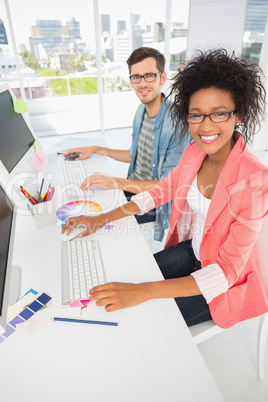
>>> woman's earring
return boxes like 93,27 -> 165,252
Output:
235,120 -> 240,130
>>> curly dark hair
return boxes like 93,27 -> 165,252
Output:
168,49 -> 266,144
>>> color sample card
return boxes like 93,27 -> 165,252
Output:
0,293 -> 51,344
101,225 -> 113,230
7,289 -> 38,321
68,299 -> 90,309
56,200 -> 102,224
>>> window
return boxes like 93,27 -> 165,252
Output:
168,0 -> 189,75
0,0 -> 190,135
242,0 -> 268,63
98,0 -> 189,128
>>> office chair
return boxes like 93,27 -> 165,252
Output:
139,222 -> 167,254
189,214 -> 268,381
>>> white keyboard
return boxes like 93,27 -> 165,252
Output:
61,239 -> 106,304
61,160 -> 92,197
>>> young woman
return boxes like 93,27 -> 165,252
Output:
62,49 -> 268,328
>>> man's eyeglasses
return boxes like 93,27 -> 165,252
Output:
129,72 -> 162,84
185,110 -> 237,124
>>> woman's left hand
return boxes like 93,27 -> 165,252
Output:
89,282 -> 150,312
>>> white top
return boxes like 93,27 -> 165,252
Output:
186,175 -> 211,260
132,179 -> 229,304
186,175 -> 228,303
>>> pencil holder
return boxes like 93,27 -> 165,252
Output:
27,199 -> 56,229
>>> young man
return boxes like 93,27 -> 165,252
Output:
64,47 -> 189,241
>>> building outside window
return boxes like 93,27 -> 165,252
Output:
242,0 -> 268,63
0,0 -> 189,135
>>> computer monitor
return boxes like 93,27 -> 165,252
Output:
0,182 -> 16,334
0,83 -> 35,173
0,83 -> 38,206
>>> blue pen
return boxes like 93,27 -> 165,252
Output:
47,186 -> 54,201
53,317 -> 118,326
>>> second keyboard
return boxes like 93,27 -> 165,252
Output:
61,239 -> 106,304
61,160 -> 92,197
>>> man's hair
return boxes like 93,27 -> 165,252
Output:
169,48 -> 266,144
126,47 -> 165,73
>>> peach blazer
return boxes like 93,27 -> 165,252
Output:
149,133 -> 268,328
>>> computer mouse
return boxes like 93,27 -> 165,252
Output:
60,225 -> 87,241
64,152 -> 81,161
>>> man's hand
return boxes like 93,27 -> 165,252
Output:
64,146 -> 101,161
80,173 -> 120,191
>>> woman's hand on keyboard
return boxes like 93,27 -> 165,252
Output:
89,282 -> 151,312
61,215 -> 104,237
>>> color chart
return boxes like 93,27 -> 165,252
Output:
0,292 -> 51,344
56,200 -> 102,225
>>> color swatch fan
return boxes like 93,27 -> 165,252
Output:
56,200 -> 102,225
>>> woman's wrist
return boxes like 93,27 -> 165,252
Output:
137,282 -> 156,302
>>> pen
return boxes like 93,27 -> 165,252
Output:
20,188 -> 34,205
43,184 -> 51,202
20,187 -> 27,197
36,190 -> 43,203
52,317 -> 118,326
28,195 -> 38,205
46,187 -> 52,201
20,186 -> 38,205
20,186 -> 31,198
39,178 -> 44,195
47,186 -> 55,201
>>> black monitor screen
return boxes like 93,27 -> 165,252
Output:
0,90 -> 35,173
0,185 -> 14,315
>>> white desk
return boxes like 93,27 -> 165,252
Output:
0,146 -> 223,402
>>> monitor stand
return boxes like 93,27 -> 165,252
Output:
9,265 -> 21,305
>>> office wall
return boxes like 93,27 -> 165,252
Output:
187,0 -> 268,152
187,0 -> 247,57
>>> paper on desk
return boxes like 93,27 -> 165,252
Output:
11,293 -> 88,335
60,137 -> 91,150
29,305 -> 82,321
58,136 -> 107,150
7,290 -> 38,321
16,306 -> 82,335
